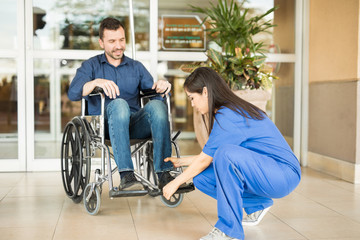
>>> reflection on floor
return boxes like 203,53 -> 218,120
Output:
1,142 -> 360,239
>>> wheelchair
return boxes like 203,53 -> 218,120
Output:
60,87 -> 194,215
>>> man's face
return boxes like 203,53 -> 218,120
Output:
99,27 -> 126,62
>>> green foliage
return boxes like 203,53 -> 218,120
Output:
181,0 -> 278,90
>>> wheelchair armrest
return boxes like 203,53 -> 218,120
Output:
140,88 -> 163,98
89,87 -> 105,96
82,87 -> 106,116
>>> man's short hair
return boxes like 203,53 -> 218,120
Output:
99,17 -> 125,39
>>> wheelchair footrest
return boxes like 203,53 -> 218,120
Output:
175,182 -> 195,194
156,183 -> 196,196
109,188 -> 148,198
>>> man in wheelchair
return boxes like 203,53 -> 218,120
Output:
67,17 -> 175,192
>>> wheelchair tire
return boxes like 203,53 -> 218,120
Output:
72,195 -> 83,204
61,117 -> 91,203
83,183 -> 101,215
160,193 -> 184,208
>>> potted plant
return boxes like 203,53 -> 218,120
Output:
181,0 -> 278,147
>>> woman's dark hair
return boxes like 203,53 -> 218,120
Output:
184,67 -> 265,135
99,17 -> 125,40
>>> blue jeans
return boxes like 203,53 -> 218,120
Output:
105,98 -> 173,173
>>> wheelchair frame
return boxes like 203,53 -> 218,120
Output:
61,89 -> 194,215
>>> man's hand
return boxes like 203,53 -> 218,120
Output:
152,80 -> 171,95
94,79 -> 120,99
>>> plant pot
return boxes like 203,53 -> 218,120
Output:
193,89 -> 271,148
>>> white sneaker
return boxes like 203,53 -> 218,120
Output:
242,206 -> 271,226
200,227 -> 240,240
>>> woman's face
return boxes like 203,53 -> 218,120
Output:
186,88 -> 209,115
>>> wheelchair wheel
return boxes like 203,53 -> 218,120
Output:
83,183 -> 101,215
61,117 -> 91,203
160,193 -> 184,208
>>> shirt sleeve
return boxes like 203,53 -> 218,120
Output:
68,60 -> 93,101
202,108 -> 247,157
137,62 -> 154,90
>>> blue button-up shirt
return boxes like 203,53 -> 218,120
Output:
68,53 -> 156,115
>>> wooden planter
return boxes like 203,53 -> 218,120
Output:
193,89 -> 271,148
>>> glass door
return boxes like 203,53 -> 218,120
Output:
28,0 -> 151,170
0,0 -> 26,171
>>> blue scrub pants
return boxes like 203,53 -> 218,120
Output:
194,144 -> 301,239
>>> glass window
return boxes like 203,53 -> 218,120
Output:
0,1 -> 17,50
273,0 -> 295,53
272,63 -> 295,149
34,59 -> 53,159
34,59 -> 51,134
32,0 -> 150,51
0,58 -> 18,159
158,61 -> 194,133
60,59 -> 83,130
0,59 -> 17,135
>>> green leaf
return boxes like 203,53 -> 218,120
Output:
228,56 -> 240,64
234,69 -> 243,76
253,56 -> 266,66
179,63 -> 201,73
207,49 -> 223,66
259,64 -> 273,74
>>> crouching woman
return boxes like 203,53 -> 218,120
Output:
163,67 -> 301,240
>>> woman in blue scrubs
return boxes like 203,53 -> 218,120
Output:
163,67 -> 301,240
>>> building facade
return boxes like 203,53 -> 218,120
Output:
2,0 -> 358,184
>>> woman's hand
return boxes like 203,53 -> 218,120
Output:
164,157 -> 182,168
163,180 -> 181,200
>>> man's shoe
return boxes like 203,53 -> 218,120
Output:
119,172 -> 144,191
242,206 -> 271,226
158,171 -> 174,190
200,227 -> 239,240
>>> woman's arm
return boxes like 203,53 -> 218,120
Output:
164,155 -> 197,167
163,151 -> 213,200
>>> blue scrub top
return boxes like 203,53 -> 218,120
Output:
203,107 -> 301,177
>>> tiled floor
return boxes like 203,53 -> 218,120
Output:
1,141 -> 360,240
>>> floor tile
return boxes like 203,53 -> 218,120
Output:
244,214 -> 307,240
1,164 -> 360,240
0,172 -> 24,187
0,196 -> 63,228
0,187 -> 12,200
284,216 -> 360,239
0,227 -> 54,240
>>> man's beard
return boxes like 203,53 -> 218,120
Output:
108,49 -> 124,60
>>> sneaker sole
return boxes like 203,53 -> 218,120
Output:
242,206 -> 271,226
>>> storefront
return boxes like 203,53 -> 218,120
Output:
0,0 -> 306,171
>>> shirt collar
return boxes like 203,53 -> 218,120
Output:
100,53 -> 129,66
